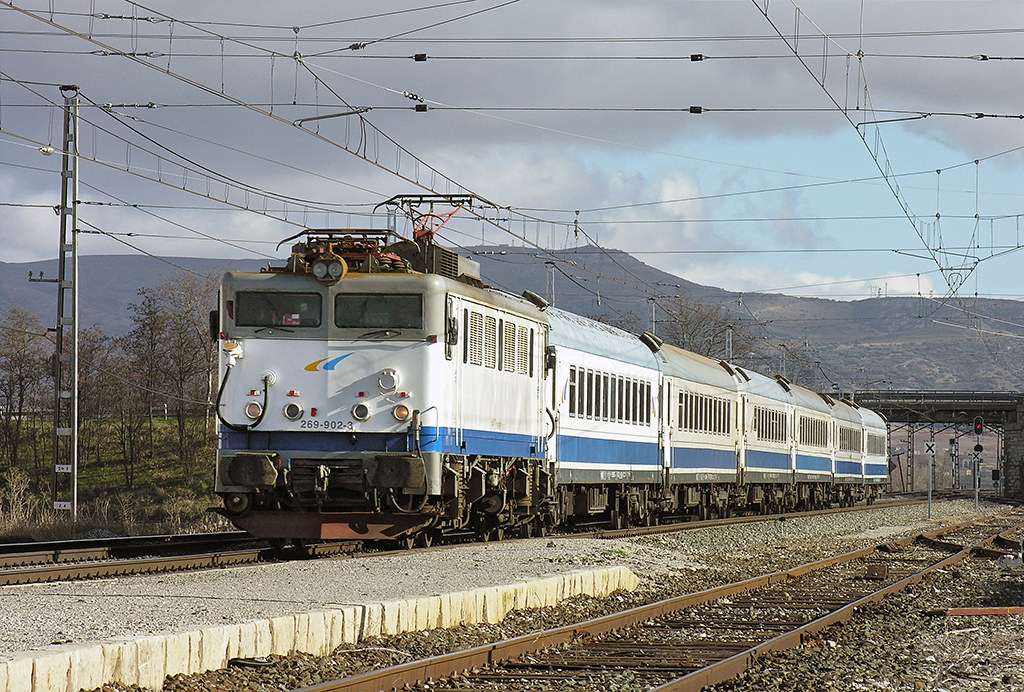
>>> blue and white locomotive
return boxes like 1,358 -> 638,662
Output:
213,227 -> 888,543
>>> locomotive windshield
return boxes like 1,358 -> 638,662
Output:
235,291 -> 322,328
335,293 -> 422,329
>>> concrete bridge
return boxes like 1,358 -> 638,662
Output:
853,390 -> 1023,500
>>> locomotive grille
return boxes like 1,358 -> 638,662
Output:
426,245 -> 460,279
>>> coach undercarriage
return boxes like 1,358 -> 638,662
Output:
221,446 -> 882,543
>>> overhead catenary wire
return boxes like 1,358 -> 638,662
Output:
4,1 -> 1015,382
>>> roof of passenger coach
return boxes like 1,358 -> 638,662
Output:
858,406 -> 887,432
787,383 -> 836,419
546,308 -> 660,369
735,368 -> 793,406
658,343 -> 737,392
832,398 -> 865,425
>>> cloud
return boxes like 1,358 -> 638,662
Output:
0,1 -> 1020,303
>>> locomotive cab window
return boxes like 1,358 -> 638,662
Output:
235,291 -> 322,328
335,293 -> 422,330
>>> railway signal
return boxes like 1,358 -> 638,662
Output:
974,416 -> 984,435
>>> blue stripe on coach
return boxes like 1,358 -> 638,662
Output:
796,453 -> 832,473
836,460 -> 862,476
745,449 -> 791,471
671,446 -> 736,471
556,434 -> 659,467
864,463 -> 888,477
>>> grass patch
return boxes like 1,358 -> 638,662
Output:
0,417 -> 232,540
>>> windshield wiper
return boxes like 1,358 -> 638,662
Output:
358,329 -> 403,339
254,326 -> 294,334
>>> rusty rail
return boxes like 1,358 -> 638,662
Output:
294,510 -> 1023,692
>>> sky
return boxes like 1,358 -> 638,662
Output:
3,0 -> 1024,303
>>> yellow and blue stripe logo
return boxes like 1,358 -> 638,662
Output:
304,354 -> 352,372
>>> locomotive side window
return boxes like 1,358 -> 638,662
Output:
468,312 -> 484,366
503,321 -> 516,372
335,293 -> 422,330
236,291 -> 322,328
521,327 -> 532,376
483,316 -> 497,369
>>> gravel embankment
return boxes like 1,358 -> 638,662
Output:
76,498 -> 1021,692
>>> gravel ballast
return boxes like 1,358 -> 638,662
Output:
3,498 -> 1017,691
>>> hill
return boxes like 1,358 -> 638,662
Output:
2,247 -> 1021,391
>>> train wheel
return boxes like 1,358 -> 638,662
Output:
415,531 -> 433,548
401,534 -> 416,551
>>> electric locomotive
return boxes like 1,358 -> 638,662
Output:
213,229 -> 554,544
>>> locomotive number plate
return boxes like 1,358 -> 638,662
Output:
300,419 -> 354,430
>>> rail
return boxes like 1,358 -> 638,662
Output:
292,510 -> 1024,692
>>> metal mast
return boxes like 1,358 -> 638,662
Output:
53,84 -> 80,520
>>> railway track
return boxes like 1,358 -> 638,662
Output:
292,509 -> 1024,692
0,531 -> 359,586
0,499 -> 925,586
579,497 -> 927,540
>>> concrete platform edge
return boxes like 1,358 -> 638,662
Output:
2,564 -> 639,692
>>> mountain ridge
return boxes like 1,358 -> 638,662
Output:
2,247 -> 1019,391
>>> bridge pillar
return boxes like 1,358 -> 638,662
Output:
1003,403 -> 1024,500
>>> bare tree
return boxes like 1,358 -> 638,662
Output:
123,272 -> 217,473
592,294 -> 764,364
0,307 -> 49,475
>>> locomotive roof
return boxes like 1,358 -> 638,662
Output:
545,307 -> 660,369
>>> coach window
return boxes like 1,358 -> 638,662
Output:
568,367 -> 577,417
335,293 -> 422,331
577,367 -> 586,417
236,291 -> 322,328
609,375 -> 618,422
589,370 -> 598,419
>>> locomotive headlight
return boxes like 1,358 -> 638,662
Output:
352,402 -> 371,421
393,404 -> 411,421
244,402 -> 263,419
327,260 -> 345,278
378,368 -> 400,392
283,402 -> 303,420
311,260 -> 329,279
